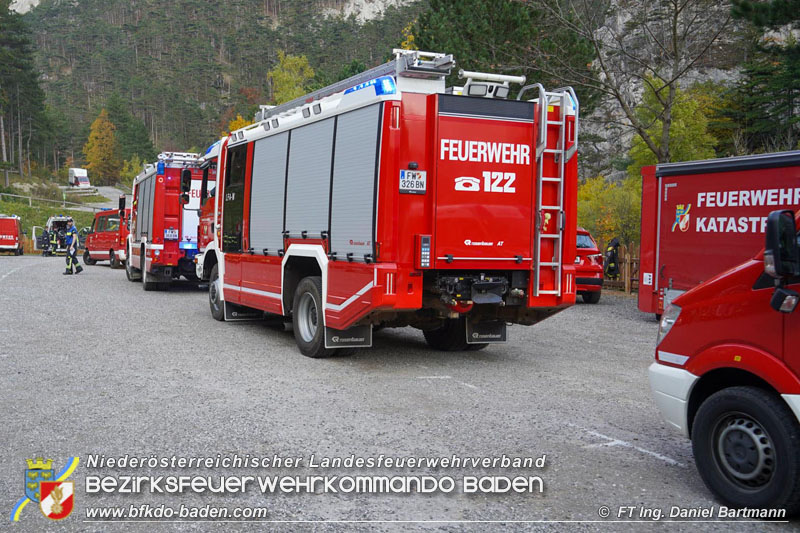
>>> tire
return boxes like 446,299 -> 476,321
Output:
18,247 -> 23,256
109,249 -> 120,269
692,386 -> 800,515
292,276 -> 335,358
208,264 -> 225,321
423,317 -> 488,351
83,249 -> 97,265
583,290 -> 601,304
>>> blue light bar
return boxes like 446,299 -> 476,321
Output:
344,76 -> 396,96
157,161 -> 165,175
179,242 -> 198,250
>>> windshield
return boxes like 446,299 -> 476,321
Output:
577,234 -> 596,249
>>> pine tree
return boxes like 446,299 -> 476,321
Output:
105,92 -> 156,163
83,109 -> 121,185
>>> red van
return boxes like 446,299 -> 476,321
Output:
84,208 -> 130,268
575,227 -> 603,303
0,214 -> 23,255
649,209 -> 800,513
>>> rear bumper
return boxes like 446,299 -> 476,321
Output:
0,243 -> 19,250
648,361 -> 698,438
575,266 -> 603,292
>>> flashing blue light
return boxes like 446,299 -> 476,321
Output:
344,76 -> 396,97
179,242 -> 198,250
157,161 -> 165,175
204,141 -> 219,155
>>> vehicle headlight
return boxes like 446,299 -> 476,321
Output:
657,304 -> 681,345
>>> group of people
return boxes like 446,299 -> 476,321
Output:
40,219 -> 83,275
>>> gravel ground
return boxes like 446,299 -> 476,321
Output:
0,255 -> 794,531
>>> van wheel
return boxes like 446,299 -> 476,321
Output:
209,264 -> 224,321
583,291 -> 601,304
83,249 -> 96,265
17,247 -> 23,256
292,276 -> 335,358
692,386 -> 800,515
423,317 -> 487,351
109,249 -> 120,269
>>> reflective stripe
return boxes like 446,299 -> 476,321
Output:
224,283 -> 281,300
326,282 -> 374,311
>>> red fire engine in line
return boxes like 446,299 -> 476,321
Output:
0,214 -> 23,255
650,209 -> 800,512
195,49 -> 580,357
195,141 -> 220,257
639,151 -> 800,317
124,152 -> 205,290
83,206 -> 130,268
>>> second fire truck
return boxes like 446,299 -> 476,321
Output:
125,152 -> 206,290
196,49 -> 581,357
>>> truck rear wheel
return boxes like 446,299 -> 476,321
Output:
83,249 -> 96,265
209,265 -> 224,321
582,290 -> 601,304
292,276 -> 336,358
692,386 -> 800,515
109,249 -> 120,269
423,317 -> 488,351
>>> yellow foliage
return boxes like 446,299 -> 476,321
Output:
82,109 -> 121,185
400,20 -> 417,51
577,175 -> 642,246
224,114 -> 253,137
267,51 -> 315,105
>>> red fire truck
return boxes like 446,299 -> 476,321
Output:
0,214 -> 23,255
639,151 -> 800,317
197,50 -> 580,357
650,209 -> 800,513
195,141 -> 220,259
83,206 -> 130,268
124,152 -> 205,290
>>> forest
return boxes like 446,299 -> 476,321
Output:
1,0 -> 799,244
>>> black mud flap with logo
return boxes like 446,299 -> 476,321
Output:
325,324 -> 373,349
466,320 -> 507,344
224,301 -> 263,321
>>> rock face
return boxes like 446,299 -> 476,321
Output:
324,0 -> 412,22
10,0 -> 39,14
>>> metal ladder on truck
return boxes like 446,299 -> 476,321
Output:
517,84 -> 579,297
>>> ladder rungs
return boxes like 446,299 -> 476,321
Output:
539,262 -> 559,267
540,205 -> 562,210
541,177 -> 562,182
537,290 -> 560,295
543,149 -> 564,154
546,121 -> 565,126
540,234 -> 560,239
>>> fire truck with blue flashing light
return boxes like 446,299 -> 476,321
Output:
123,152 -> 205,290
197,49 -> 580,358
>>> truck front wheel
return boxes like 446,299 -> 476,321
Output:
692,386 -> 800,515
83,249 -> 96,265
292,276 -> 336,358
423,317 -> 488,351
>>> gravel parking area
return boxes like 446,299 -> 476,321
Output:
0,255 -> 792,531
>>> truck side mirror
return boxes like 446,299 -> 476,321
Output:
119,194 -> 126,213
180,169 -> 192,193
764,209 -> 800,278
200,168 -> 209,207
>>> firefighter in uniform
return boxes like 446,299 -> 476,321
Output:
63,219 -> 83,275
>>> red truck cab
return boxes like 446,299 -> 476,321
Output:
0,214 -> 23,255
649,209 -> 800,513
575,227 -> 603,303
84,207 -> 130,268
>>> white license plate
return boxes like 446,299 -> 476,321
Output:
164,229 -> 179,240
399,170 -> 427,195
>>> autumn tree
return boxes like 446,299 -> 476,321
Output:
83,109 -> 121,185
267,51 -> 315,105
222,114 -> 254,137
529,0 -> 733,164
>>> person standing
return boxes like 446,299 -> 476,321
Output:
63,218 -> 83,275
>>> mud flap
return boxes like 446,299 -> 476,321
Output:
325,324 -> 372,349
466,320 -> 507,344
224,301 -> 263,321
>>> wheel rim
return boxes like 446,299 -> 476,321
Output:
712,412 -> 775,489
296,292 -> 318,343
210,275 -> 221,312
